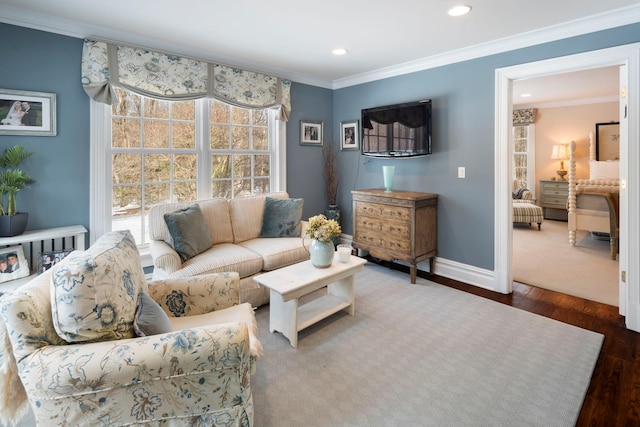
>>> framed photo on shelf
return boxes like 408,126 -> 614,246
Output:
340,120 -> 359,150
300,120 -> 323,146
0,88 -> 57,136
0,245 -> 29,284
38,249 -> 74,274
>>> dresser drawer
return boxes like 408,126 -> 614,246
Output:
355,202 -> 411,222
543,197 -> 567,209
354,230 -> 410,254
355,216 -> 410,239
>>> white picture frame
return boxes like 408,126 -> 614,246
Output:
0,245 -> 30,283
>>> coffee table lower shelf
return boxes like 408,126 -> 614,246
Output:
297,294 -> 351,331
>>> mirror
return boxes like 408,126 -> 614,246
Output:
595,122 -> 620,160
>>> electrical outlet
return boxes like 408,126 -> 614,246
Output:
458,167 -> 465,178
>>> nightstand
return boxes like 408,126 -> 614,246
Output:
539,180 -> 568,221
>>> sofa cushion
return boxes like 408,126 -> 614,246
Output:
148,198 -> 233,246
50,230 -> 146,343
260,197 -> 303,237
164,204 -> 213,262
230,192 -> 289,243
238,237 -> 310,271
133,293 -> 173,336
169,243 -> 264,280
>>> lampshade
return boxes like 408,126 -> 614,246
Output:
550,144 -> 569,160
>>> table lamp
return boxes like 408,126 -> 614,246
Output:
551,144 -> 569,180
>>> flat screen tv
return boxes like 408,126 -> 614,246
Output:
361,100 -> 432,158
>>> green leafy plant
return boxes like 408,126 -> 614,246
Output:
0,146 -> 36,216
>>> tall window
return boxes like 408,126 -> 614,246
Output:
513,124 -> 535,194
92,88 -> 284,253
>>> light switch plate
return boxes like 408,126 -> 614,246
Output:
458,167 -> 465,178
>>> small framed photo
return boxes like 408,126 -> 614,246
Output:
300,120 -> 323,146
38,249 -> 74,274
0,88 -> 57,136
0,245 -> 30,283
340,120 -> 359,150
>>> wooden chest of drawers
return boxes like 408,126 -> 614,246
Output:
540,180 -> 568,221
351,189 -> 437,283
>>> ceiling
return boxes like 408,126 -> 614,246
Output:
1,0 -> 639,96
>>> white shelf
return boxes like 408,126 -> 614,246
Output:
297,294 -> 351,332
0,225 -> 87,294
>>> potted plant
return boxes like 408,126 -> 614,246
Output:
305,214 -> 342,268
0,145 -> 36,237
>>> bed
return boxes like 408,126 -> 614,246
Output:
567,134 -> 619,260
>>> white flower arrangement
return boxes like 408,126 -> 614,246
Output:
305,214 -> 341,243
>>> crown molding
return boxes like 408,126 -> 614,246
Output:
332,5 -> 640,89
515,95 -> 619,109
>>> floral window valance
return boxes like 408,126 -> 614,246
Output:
81,39 -> 291,121
513,108 -> 536,125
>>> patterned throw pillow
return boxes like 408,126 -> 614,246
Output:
50,230 -> 146,343
164,204 -> 213,262
260,197 -> 304,237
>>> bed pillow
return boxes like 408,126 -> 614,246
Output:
589,160 -> 619,180
260,197 -> 304,237
164,204 -> 213,262
134,293 -> 172,337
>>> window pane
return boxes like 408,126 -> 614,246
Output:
144,183 -> 171,206
174,154 -> 197,180
514,139 -> 527,153
212,180 -> 231,198
113,153 -> 141,184
233,154 -> 251,178
232,126 -> 249,150
143,122 -> 169,148
172,101 -> 194,121
254,154 -> 269,177
212,155 -> 231,179
113,185 -> 141,211
253,127 -> 268,150
232,107 -> 250,125
210,100 -> 230,122
173,122 -> 195,149
234,178 -> 252,196
211,125 -> 230,149
253,109 -> 267,126
144,153 -> 171,182
112,119 -> 141,148
112,89 -> 141,117
514,154 -> 527,168
254,178 -> 269,194
144,99 -> 170,119
174,182 -> 197,202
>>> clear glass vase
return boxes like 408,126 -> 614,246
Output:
309,239 -> 335,268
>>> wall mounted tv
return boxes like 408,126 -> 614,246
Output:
361,100 -> 432,158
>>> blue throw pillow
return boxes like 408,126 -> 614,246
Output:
164,204 -> 213,262
260,197 -> 304,237
133,293 -> 173,337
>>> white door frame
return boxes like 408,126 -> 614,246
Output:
494,43 -> 640,331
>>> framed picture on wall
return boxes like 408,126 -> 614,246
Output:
0,88 -> 57,136
340,120 -> 359,150
595,121 -> 620,161
300,120 -> 323,146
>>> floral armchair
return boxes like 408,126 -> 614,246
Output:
0,230 -> 261,427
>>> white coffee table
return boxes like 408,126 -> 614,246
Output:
254,255 -> 367,348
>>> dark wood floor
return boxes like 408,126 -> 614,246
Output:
373,258 -> 640,426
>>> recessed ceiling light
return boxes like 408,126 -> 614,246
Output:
448,5 -> 472,17
332,48 -> 348,56
521,93 -> 532,97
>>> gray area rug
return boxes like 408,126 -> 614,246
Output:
3,263 -> 603,427
253,262 -> 603,426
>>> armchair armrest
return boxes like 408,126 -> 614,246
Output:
149,240 -> 181,274
19,323 -> 253,426
147,272 -> 241,317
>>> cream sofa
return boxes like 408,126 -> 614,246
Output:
0,230 -> 261,427
149,192 -> 310,308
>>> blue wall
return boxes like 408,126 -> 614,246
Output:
0,24 -> 89,233
333,23 -> 640,270
1,21 -> 639,273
